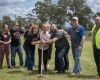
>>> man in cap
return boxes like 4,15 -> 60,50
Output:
68,17 -> 85,75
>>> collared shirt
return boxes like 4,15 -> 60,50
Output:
68,25 -> 85,47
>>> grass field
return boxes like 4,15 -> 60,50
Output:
0,40 -> 98,80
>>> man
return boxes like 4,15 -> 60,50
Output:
46,24 -> 70,73
10,21 -> 24,68
92,16 -> 100,79
68,17 -> 85,75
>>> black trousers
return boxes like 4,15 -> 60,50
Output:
93,45 -> 100,77
38,48 -> 49,73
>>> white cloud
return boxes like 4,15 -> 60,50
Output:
0,0 -> 35,19
87,0 -> 100,13
0,6 -> 33,19
0,0 -> 26,3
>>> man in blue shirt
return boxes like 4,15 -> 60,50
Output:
68,17 -> 85,76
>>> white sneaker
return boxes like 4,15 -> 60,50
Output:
71,72 -> 77,76
71,72 -> 80,76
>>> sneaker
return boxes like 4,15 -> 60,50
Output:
8,66 -> 12,69
10,66 -> 15,69
71,72 -> 80,76
28,70 -> 32,75
71,72 -> 77,76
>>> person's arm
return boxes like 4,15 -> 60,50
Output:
0,40 -> 5,44
31,40 -> 41,45
59,29 -> 70,40
0,40 -> 10,44
45,38 -> 58,44
80,27 -> 85,46
6,38 -> 11,44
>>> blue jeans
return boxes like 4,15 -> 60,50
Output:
11,45 -> 23,67
24,47 -> 35,70
72,46 -> 83,73
57,46 -> 67,72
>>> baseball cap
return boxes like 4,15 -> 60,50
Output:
72,17 -> 78,21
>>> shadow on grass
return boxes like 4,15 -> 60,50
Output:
67,73 -> 97,79
40,70 -> 97,79
6,68 -> 97,79
8,70 -> 23,74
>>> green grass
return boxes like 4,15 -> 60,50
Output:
0,40 -> 97,80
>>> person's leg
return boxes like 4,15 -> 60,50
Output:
57,47 -> 66,73
31,48 -> 35,67
0,45 -> 4,69
4,45 -> 11,68
93,45 -> 100,77
48,45 -> 52,60
11,46 -> 16,67
47,45 -> 52,68
24,47 -> 33,75
72,46 -> 82,74
26,50 -> 33,70
38,49 -> 42,73
43,49 -> 49,71
97,52 -> 100,78
16,46 -> 23,66
54,48 -> 59,70
64,46 -> 70,70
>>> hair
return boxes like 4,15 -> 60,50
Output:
2,24 -> 10,34
29,23 -> 39,35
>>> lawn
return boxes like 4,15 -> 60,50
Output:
0,40 -> 97,80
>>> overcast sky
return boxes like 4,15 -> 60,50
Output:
0,0 -> 100,20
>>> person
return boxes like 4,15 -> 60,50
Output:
46,25 -> 70,73
10,21 -> 24,68
23,24 -> 35,68
92,16 -> 100,79
38,23 -> 51,74
23,24 -> 41,74
49,24 -> 57,69
0,24 -> 11,69
68,17 -> 85,75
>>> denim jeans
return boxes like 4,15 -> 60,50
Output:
72,46 -> 83,73
24,47 -> 35,70
57,46 -> 67,72
11,45 -> 23,67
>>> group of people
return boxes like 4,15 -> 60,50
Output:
0,16 -> 100,79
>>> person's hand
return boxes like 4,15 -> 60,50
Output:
59,30 -> 64,33
41,40 -> 45,44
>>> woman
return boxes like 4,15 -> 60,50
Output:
23,24 -> 41,74
0,24 -> 11,69
38,24 -> 51,74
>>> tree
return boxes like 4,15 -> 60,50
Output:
33,0 -> 52,23
31,0 -> 93,30
2,16 -> 13,29
16,16 -> 26,27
